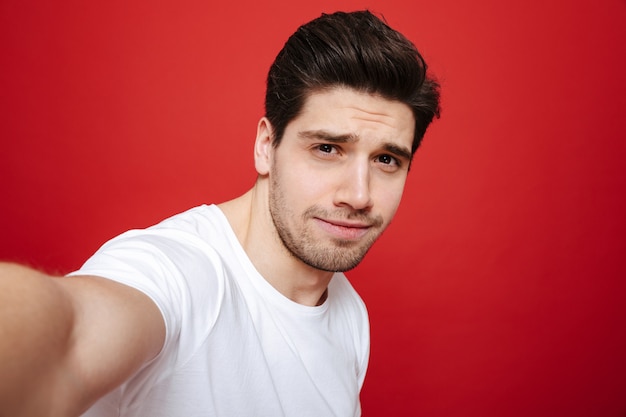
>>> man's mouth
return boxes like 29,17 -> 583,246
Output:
313,217 -> 373,240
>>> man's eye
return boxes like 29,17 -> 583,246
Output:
378,154 -> 398,165
318,144 -> 335,153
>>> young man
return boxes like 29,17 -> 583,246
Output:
0,10 -> 440,417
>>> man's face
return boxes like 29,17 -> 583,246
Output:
266,87 -> 415,272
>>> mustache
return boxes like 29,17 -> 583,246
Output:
302,206 -> 384,228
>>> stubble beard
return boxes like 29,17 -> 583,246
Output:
268,168 -> 385,273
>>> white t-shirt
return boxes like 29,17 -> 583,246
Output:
73,205 -> 370,417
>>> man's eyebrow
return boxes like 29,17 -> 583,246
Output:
383,143 -> 412,162
298,129 -> 413,162
298,130 -> 358,143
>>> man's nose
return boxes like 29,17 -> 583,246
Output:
333,159 -> 373,211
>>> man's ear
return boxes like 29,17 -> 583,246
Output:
254,117 -> 274,176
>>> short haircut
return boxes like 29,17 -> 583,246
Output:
265,10 -> 441,156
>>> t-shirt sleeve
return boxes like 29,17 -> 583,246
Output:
354,294 -> 370,390
330,274 -> 370,391
68,227 -> 226,383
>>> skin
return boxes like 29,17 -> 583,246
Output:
0,266 -> 164,417
220,86 -> 415,306
0,86 -> 415,416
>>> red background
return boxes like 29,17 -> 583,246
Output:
2,0 -> 625,415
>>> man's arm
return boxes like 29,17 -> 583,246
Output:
0,262 -> 165,417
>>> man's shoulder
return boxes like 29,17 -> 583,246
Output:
150,204 -> 223,236
329,273 -> 368,318
109,204 -> 233,257
73,204 -> 234,300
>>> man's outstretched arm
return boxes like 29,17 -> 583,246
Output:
0,262 -> 165,417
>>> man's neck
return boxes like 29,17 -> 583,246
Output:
218,186 -> 334,307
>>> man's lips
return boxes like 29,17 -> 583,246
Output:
313,217 -> 373,240
321,218 -> 372,228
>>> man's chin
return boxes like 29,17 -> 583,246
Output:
297,245 -> 372,273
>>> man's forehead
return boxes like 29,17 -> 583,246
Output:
293,87 -> 414,144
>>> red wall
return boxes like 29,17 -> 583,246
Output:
2,1 -> 625,415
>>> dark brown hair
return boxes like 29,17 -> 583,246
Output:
265,10 -> 441,155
